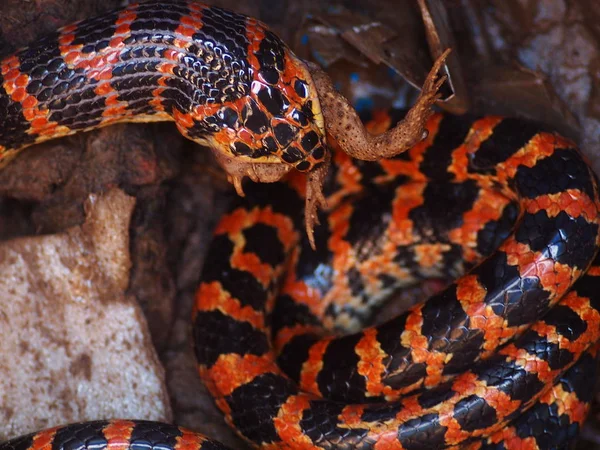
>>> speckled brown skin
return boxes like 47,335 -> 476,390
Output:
307,49 -> 449,162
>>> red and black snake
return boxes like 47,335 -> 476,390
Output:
0,1 -> 599,450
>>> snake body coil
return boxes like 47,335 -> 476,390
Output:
194,112 -> 600,449
0,1 -> 599,449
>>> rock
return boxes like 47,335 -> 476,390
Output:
0,189 -> 171,440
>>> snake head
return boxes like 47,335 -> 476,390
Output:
195,32 -> 328,176
195,49 -> 328,181
178,20 -> 329,246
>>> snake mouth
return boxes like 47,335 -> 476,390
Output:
209,144 -> 293,196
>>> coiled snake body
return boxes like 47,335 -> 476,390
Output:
0,1 -> 599,449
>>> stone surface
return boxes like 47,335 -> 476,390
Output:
0,190 -> 171,440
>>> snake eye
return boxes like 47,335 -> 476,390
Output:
294,79 -> 309,98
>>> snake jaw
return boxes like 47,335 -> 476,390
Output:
210,142 -> 330,247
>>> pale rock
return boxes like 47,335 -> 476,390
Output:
0,189 -> 171,440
